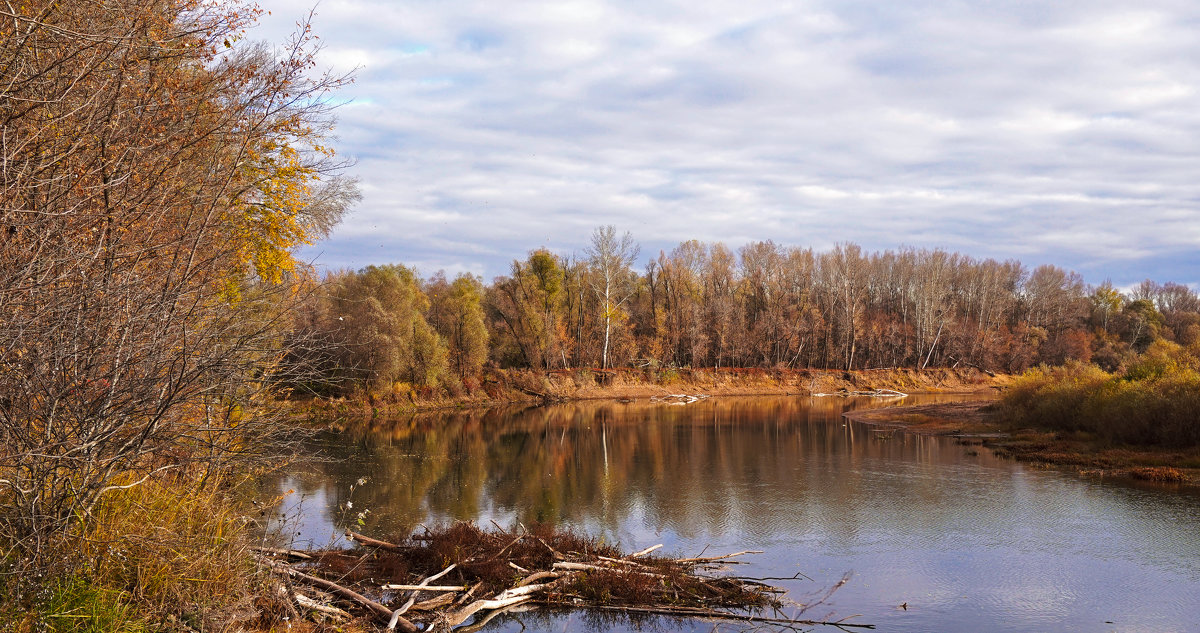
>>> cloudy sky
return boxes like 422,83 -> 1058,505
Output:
251,0 -> 1200,287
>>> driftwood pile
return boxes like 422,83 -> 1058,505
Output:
256,522 -> 874,631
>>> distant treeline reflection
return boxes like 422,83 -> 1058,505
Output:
288,397 -> 986,541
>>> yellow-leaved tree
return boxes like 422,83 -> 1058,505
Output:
0,0 -> 357,589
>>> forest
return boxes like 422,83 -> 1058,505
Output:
290,226 -> 1200,396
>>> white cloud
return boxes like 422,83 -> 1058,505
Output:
253,0 -> 1200,284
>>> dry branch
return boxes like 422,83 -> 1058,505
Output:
267,562 -> 417,633
383,584 -> 468,592
629,543 -> 664,557
294,594 -> 351,620
676,550 -> 765,563
346,530 -> 406,552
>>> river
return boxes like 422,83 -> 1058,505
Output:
267,395 -> 1200,632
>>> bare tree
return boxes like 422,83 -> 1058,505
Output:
585,226 -> 639,369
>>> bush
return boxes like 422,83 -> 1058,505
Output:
1002,347 -> 1200,447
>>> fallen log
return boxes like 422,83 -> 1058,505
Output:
409,592 -> 457,611
439,583 -> 553,628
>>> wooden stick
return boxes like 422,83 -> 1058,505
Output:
629,544 -> 663,558
534,536 -> 565,560
382,584 -> 467,592
553,561 -> 666,578
454,582 -> 483,606
387,564 -> 457,628
597,555 -> 643,566
491,531 -> 526,559
410,591 -> 457,611
294,593 -> 351,620
515,571 -> 561,587
251,546 -> 313,560
345,530 -> 405,552
552,561 -> 609,572
270,564 -> 417,633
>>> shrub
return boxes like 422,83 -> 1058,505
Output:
1002,349 -> 1200,447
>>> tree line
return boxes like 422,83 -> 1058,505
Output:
292,227 -> 1200,394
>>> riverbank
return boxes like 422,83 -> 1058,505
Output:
844,401 -> 1200,485
296,366 -> 1009,418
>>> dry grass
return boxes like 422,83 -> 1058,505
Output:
0,473 -> 293,633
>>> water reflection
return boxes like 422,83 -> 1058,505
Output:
268,396 -> 1200,633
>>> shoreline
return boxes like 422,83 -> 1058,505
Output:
294,366 -> 1009,418
844,401 -> 1200,486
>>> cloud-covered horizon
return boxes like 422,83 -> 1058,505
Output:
254,0 -> 1200,287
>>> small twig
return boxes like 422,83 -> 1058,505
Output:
675,550 -> 764,563
534,536 -> 565,560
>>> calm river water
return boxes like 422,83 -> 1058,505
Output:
268,396 -> 1200,633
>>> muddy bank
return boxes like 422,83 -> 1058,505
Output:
845,400 -> 1200,486
297,366 -> 1008,418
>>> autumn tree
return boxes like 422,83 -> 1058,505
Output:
0,0 -> 355,561
427,272 -> 489,381
314,266 -> 447,390
647,241 -> 710,367
487,249 -> 567,368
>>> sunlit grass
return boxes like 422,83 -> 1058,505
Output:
1,473 -> 285,632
